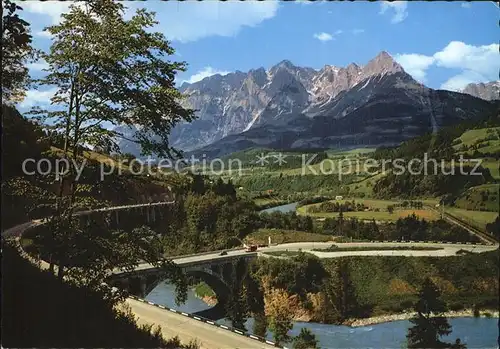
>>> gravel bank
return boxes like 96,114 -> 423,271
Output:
348,309 -> 499,327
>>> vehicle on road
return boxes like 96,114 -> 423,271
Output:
245,245 -> 257,252
219,251 -> 228,256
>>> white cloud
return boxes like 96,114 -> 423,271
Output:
27,59 -> 49,72
352,29 -> 365,34
295,0 -> 314,5
461,2 -> 472,8
313,32 -> 333,42
440,71 -> 485,91
435,41 -> 499,90
313,29 -> 343,42
35,30 -> 53,39
20,1 -> 279,43
394,54 -> 435,82
379,1 -> 408,24
183,67 -> 231,84
151,1 -> 279,42
395,41 -> 500,90
433,41 -> 499,77
18,88 -> 57,108
17,1 -> 80,24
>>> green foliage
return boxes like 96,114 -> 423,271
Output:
194,282 -> 215,298
407,278 -> 465,349
453,184 -> 499,212
253,253 -> 327,301
293,328 -> 319,349
485,216 -> 500,240
1,242 -> 196,348
320,215 -> 479,243
246,229 -> 331,245
236,173 -> 356,196
259,211 -> 314,232
250,251 -> 498,325
1,0 -> 36,103
32,0 -> 194,159
373,167 -> 493,199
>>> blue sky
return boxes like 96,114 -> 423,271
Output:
17,0 -> 499,110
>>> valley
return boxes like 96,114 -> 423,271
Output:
3,1 -> 499,348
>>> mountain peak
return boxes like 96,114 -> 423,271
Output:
461,80 -> 500,101
363,51 -> 404,76
275,59 -> 295,68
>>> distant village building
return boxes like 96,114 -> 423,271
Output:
335,195 -> 343,200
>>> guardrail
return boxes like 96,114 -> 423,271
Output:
128,295 -> 284,348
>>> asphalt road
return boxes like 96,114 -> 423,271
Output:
126,298 -> 270,349
5,208 -> 499,349
126,241 -> 498,273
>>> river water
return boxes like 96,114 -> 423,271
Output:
146,282 -> 499,349
260,202 -> 299,214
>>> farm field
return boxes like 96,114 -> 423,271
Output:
481,159 -> 500,179
454,184 -> 499,212
297,198 -> 401,214
297,209 -> 440,222
445,208 -> 499,231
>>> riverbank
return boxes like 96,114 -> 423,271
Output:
193,282 -> 218,307
347,309 -> 499,327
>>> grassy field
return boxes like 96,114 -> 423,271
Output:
346,172 -> 387,197
297,198 -> 440,221
453,127 -> 500,154
455,127 -> 500,146
298,209 -> 440,222
481,159 -> 500,180
454,184 -> 499,212
445,208 -> 498,231
297,198 -> 401,214
244,228 -> 333,245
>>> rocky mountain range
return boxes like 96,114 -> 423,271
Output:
460,81 -> 499,101
116,52 -> 499,158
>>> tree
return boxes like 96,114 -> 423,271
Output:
265,288 -> 294,345
33,1 -> 194,161
1,0 -> 36,103
293,328 -> 319,349
387,205 -> 394,214
25,0 -> 193,290
407,278 -> 466,348
485,216 -> 500,240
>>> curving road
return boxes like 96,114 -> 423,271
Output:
123,241 -> 499,274
4,202 -> 499,349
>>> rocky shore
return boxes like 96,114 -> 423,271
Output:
200,295 -> 218,306
347,309 -> 499,327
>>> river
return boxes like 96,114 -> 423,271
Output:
260,202 -> 299,214
146,282 -> 499,349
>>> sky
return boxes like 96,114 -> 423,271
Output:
16,0 -> 500,110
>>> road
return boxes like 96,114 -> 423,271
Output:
4,203 -> 499,349
124,241 -> 498,273
126,298 -> 270,349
